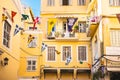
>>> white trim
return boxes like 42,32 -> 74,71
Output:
26,56 -> 37,72
2,20 -> 12,51
24,30 -> 43,34
46,45 -> 57,62
76,45 -> 88,62
61,45 -> 72,62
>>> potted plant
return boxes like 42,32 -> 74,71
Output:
73,25 -> 79,32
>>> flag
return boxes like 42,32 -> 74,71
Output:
33,17 -> 39,30
55,50 -> 60,54
14,25 -> 20,36
21,14 -> 29,20
65,56 -> 72,65
116,14 -> 120,23
48,18 -> 57,35
67,18 -> 78,32
2,14 -> 8,21
11,11 -> 17,22
41,42 -> 47,52
28,34 -> 34,44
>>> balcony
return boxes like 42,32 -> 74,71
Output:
47,31 -> 79,41
87,16 -> 100,37
106,47 -> 120,56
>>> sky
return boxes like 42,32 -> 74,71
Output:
21,0 -> 41,17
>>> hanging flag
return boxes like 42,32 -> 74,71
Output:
11,11 -> 17,22
48,18 -> 57,35
67,18 -> 78,32
28,34 -> 34,43
116,14 -> 120,23
65,56 -> 72,65
55,50 -> 61,54
33,17 -> 39,30
41,42 -> 47,52
14,25 -> 23,36
21,14 -> 29,20
2,14 -> 8,21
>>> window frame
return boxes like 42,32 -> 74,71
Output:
46,45 -> 56,62
109,0 -> 120,6
110,30 -> 120,46
2,20 -> 11,48
77,45 -> 88,62
78,0 -> 86,6
47,0 -> 55,6
61,45 -> 72,62
27,57 -> 37,71
27,36 -> 37,48
61,0 -> 72,6
78,21 -> 87,33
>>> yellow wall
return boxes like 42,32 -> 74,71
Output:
0,0 -> 22,80
41,0 -> 90,14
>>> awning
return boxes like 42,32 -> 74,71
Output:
104,56 -> 120,62
55,15 -> 78,18
107,67 -> 120,72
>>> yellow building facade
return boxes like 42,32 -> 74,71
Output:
40,0 -> 92,80
0,0 -> 23,80
87,0 -> 120,80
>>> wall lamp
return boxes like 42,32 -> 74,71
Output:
1,57 -> 9,66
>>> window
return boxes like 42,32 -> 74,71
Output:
78,0 -> 86,5
78,46 -> 87,61
27,58 -> 37,71
47,0 -> 55,6
3,20 -> 11,48
78,22 -> 87,33
62,46 -> 71,61
110,30 -> 120,46
28,36 -> 37,48
47,46 -> 55,61
61,0 -> 71,6
109,0 -> 120,6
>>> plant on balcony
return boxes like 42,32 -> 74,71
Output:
73,25 -> 79,32
55,31 -> 60,37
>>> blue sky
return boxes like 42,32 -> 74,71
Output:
21,0 -> 41,17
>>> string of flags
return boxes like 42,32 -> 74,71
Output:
33,17 -> 40,30
65,56 -> 72,65
27,34 -> 37,48
41,42 -> 47,52
14,25 -> 23,36
2,7 -> 17,23
21,14 -> 29,21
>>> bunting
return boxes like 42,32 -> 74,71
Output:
65,56 -> 72,65
41,42 -> 47,52
21,14 -> 29,20
33,17 -> 39,30
14,25 -> 23,36
67,18 -> 78,32
116,14 -> 120,23
11,11 -> 17,22
2,14 -> 8,21
28,34 -> 34,43
48,18 -> 57,35
55,50 -> 61,54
